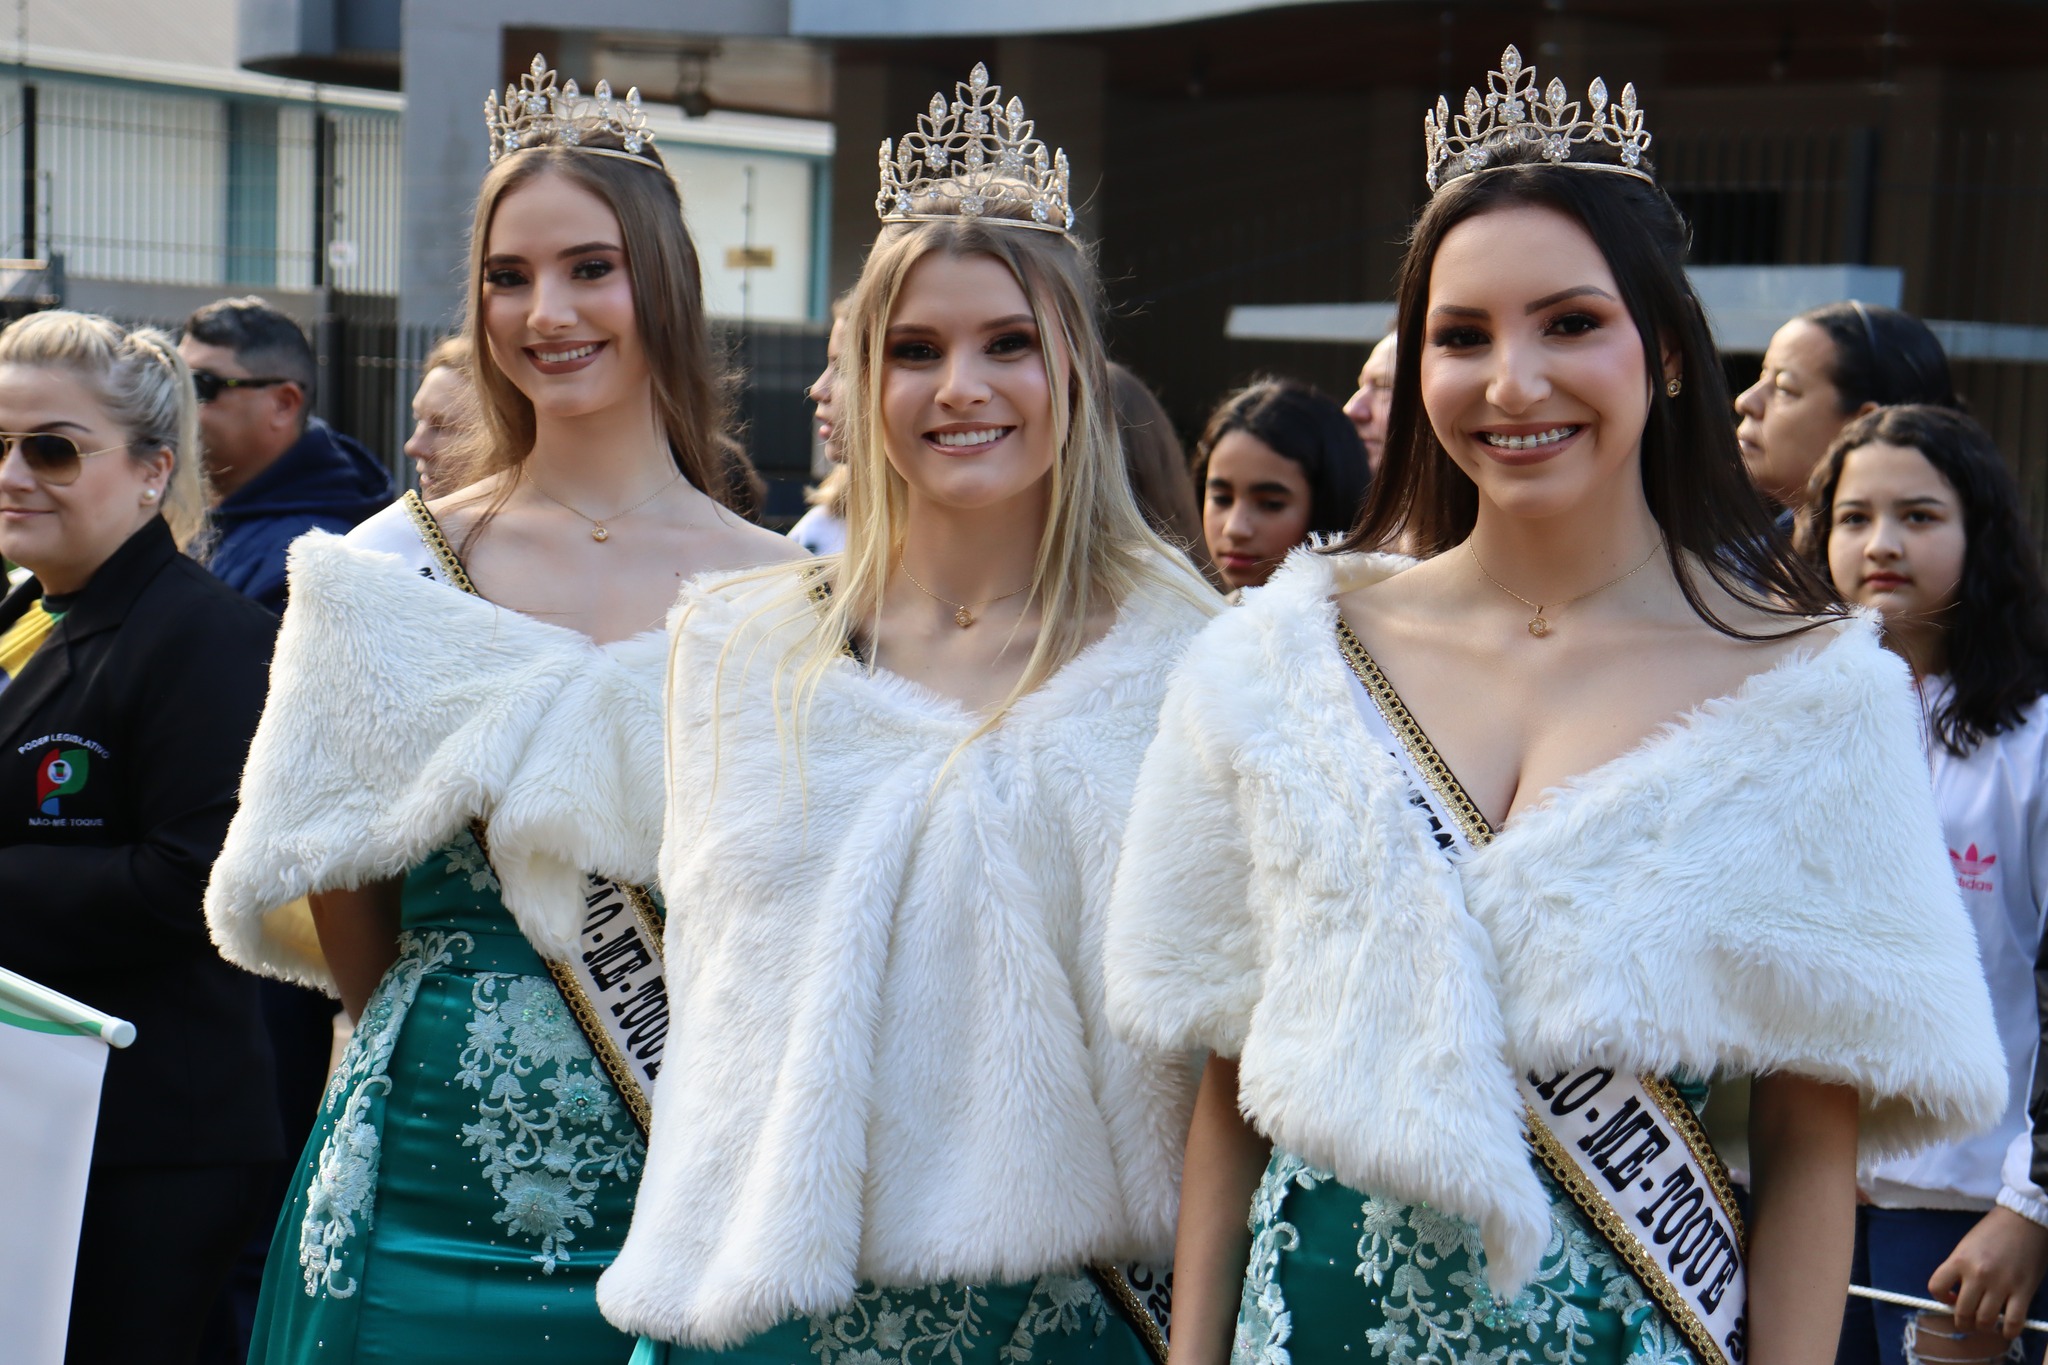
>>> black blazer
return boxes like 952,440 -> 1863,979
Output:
0,518 -> 283,1167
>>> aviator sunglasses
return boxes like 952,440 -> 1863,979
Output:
0,432 -> 133,486
192,369 -> 293,404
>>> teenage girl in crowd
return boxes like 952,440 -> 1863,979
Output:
1736,301 -> 1957,522
788,299 -> 849,555
598,63 -> 1218,1363
1107,48 -> 2004,1365
206,57 -> 799,1363
1195,377 -> 1369,594
404,334 -> 476,498
1802,405 -> 2048,1364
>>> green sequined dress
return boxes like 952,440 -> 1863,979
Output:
1232,1079 -> 1711,1365
248,833 -> 644,1363
630,1274 -> 1156,1365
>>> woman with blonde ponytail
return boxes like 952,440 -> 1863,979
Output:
0,310 -> 284,1363
598,65 -> 1219,1364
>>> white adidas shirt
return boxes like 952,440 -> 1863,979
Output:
1865,685 -> 2048,1221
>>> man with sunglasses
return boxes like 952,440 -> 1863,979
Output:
176,297 -> 390,617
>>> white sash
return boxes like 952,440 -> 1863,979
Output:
1338,622 -> 1747,1365
403,491 -> 670,1136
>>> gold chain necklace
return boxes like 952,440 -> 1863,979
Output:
1468,539 -> 1663,638
525,468 -> 682,542
899,561 -> 1031,628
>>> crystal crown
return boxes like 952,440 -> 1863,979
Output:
1424,46 -> 1652,194
877,63 -> 1074,235
486,54 -> 657,167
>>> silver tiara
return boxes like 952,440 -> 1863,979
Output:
485,54 -> 658,168
1424,46 -> 1652,194
877,63 -> 1074,235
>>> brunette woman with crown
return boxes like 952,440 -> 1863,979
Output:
204,57 -> 802,1363
1105,49 -> 2005,1365
594,63 -> 1219,1365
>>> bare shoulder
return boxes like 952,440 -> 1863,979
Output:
423,475 -> 507,541
689,503 -> 810,574
1331,552 -> 1457,635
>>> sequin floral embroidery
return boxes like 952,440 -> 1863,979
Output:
454,972 -> 644,1272
298,928 -> 472,1298
805,1275 -> 1112,1365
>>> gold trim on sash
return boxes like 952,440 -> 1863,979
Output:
404,488 -> 667,1138
1334,617 -> 1745,1365
1086,1265 -> 1169,1365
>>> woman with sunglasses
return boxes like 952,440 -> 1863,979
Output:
0,310 -> 284,1363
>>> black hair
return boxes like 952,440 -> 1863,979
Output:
1193,377 -> 1371,537
1800,404 -> 2048,755
1343,142 -> 1838,637
182,295 -> 317,413
1798,301 -> 1959,414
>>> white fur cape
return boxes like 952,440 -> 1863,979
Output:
1106,549 -> 2007,1298
596,568 -> 1215,1347
204,528 -> 667,992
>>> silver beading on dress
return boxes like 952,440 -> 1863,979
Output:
877,62 -> 1075,235
1424,45 -> 1652,194
485,53 -> 658,168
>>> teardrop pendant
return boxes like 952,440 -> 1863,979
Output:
954,606 -> 975,628
592,525 -> 609,542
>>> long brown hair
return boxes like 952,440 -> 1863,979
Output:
452,127 -> 750,545
1343,144 -> 1837,637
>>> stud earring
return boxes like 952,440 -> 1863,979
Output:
1665,377 -> 1683,398
141,487 -> 160,504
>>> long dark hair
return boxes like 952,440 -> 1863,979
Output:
1799,405 -> 2048,755
1194,377 -> 1371,537
1799,302 -> 1959,414
1342,144 -> 1837,637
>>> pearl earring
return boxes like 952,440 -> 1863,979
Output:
141,487 -> 160,504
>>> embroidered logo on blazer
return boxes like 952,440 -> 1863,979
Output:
36,745 -> 89,815
1950,843 -> 1997,892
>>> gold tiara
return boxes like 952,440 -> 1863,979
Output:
877,63 -> 1074,235
1424,46 -> 1652,194
485,54 -> 659,169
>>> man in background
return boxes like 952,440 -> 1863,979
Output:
178,297 -> 392,614
1341,330 -> 1397,476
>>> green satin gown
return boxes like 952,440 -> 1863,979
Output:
1231,1077 -> 1711,1365
248,834 -> 644,1363
631,1274 -> 1156,1365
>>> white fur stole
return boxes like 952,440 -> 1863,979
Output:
596,567 -> 1215,1347
204,531 -> 667,992
1105,549 -> 2007,1298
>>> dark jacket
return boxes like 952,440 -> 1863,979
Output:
0,517 -> 284,1167
206,417 -> 392,615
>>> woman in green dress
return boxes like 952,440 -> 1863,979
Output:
204,55 -> 801,1363
1104,48 -> 2008,1365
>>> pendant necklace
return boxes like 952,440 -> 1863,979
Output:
1468,539 -> 1663,638
900,561 -> 1031,628
526,468 -> 682,542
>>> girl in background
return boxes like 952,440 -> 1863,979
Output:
1803,404 -> 2048,1364
1194,377 -> 1368,593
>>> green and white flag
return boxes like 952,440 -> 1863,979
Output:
0,966 -> 132,1363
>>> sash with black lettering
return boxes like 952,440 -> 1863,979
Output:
1337,622 -> 1746,1365
404,490 -> 671,1137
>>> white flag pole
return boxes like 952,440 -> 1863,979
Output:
0,966 -> 131,1364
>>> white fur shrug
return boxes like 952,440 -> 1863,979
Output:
1106,549 -> 2007,1297
205,527 -> 667,992
596,568 -> 1215,1347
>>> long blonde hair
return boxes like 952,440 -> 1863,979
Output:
0,310 -> 209,551
711,214 -> 1216,750
449,128 -> 750,544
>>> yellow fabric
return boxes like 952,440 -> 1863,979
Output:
0,599 -> 59,687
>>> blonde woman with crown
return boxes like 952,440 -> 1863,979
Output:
594,64 -> 1219,1365
204,58 -> 802,1363
1104,50 -> 2007,1365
